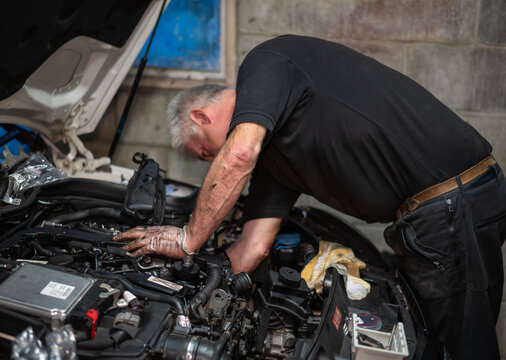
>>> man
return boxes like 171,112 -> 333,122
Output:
114,35 -> 506,359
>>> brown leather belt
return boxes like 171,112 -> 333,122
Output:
396,155 -> 496,219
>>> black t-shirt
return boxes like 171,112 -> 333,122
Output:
229,35 -> 491,223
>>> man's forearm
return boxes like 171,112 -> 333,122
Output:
185,123 -> 266,252
226,217 -> 283,273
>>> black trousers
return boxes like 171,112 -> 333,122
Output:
384,163 -> 506,360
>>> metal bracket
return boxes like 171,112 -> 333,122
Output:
56,101 -> 110,174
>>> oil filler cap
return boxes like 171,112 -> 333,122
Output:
278,267 -> 301,286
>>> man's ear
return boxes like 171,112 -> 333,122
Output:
190,109 -> 211,125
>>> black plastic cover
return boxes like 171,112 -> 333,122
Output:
299,268 -> 348,360
124,153 -> 166,224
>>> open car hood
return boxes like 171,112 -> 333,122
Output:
0,0 -> 165,144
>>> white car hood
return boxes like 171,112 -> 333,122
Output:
0,0 -> 166,144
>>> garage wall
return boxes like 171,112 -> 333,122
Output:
94,0 -> 506,355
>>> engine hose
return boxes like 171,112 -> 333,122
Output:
87,270 -> 185,315
286,216 -> 320,248
0,188 -> 40,218
163,334 -> 231,360
46,207 -> 136,226
210,332 -> 230,360
190,264 -> 222,318
29,240 -> 54,257
0,207 -> 47,242
211,306 -> 246,360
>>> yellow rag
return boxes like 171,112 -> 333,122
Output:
301,241 -> 370,300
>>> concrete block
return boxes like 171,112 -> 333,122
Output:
165,148 -> 210,186
237,34 -> 275,65
111,143 -> 169,171
406,46 -> 506,112
471,48 -> 506,112
478,0 -> 506,45
119,88 -> 181,147
339,40 -> 406,73
238,0 -> 299,36
459,112 -> 506,167
238,0 -> 477,43
315,0 -> 476,42
406,44 -> 474,111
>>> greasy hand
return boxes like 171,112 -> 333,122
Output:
113,226 -> 186,258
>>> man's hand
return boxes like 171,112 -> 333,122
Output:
113,226 -> 187,258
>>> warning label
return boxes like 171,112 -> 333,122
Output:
40,281 -> 75,300
148,276 -> 183,291
332,306 -> 342,331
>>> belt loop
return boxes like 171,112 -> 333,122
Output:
455,175 -> 465,194
491,163 -> 500,185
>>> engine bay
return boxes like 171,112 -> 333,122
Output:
0,151 -> 426,360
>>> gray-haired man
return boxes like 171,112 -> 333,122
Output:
114,35 -> 506,359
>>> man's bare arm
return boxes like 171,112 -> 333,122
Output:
226,217 -> 283,273
185,122 -> 266,253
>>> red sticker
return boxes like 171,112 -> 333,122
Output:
332,306 -> 342,331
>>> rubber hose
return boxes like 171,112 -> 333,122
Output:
0,188 -> 40,218
210,332 -> 230,360
191,264 -> 222,313
46,207 -> 136,226
87,270 -> 185,315
163,335 -> 231,360
286,217 -> 320,248
29,240 -> 53,257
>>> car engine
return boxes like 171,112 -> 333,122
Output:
0,150 -> 427,360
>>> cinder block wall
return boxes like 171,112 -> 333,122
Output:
98,0 -> 506,355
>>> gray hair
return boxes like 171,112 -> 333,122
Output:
166,84 -> 231,156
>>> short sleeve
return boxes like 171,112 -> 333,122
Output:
229,51 -> 302,146
243,164 -> 300,221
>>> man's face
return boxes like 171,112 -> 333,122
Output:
183,89 -> 235,162
184,126 -> 225,162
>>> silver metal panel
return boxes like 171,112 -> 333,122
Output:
0,263 -> 94,327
